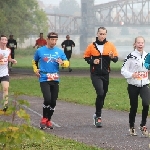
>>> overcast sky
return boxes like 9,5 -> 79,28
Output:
39,0 -> 115,5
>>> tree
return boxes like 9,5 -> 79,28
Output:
54,0 -> 80,15
0,0 -> 48,40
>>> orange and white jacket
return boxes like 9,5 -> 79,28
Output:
83,40 -> 118,76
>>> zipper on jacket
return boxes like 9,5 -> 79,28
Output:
100,55 -> 102,70
141,54 -> 143,87
94,43 -> 103,71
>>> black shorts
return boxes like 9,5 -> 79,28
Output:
0,75 -> 9,83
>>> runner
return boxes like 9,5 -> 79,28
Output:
83,27 -> 118,127
33,33 -> 47,49
121,36 -> 150,136
32,32 -> 69,129
7,34 -> 17,71
61,35 -> 75,72
0,35 -> 17,111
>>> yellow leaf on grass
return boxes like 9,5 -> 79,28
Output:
8,126 -> 19,131
17,109 -> 30,120
0,110 -> 4,115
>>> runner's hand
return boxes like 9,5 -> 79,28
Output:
35,69 -> 40,77
109,51 -> 114,59
11,59 -> 17,64
57,58 -> 63,65
94,59 -> 100,64
132,72 -> 139,78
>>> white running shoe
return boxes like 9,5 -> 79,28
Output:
129,127 -> 137,136
139,126 -> 148,137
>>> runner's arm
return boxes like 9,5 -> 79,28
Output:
59,51 -> 69,68
144,53 -> 150,70
110,44 -> 118,63
83,45 -> 95,64
121,55 -> 133,79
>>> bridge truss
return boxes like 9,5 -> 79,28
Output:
47,13 -> 81,35
47,0 -> 150,35
94,0 -> 150,26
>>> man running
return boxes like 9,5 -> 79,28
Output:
61,35 -> 75,72
0,35 -> 17,111
32,32 -> 69,129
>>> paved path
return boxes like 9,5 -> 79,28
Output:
9,68 -> 123,78
1,95 -> 150,150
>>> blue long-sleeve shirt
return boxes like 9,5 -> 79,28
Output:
33,46 -> 68,82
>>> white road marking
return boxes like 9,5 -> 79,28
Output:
23,105 -> 61,127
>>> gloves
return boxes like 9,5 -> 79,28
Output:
61,60 -> 69,68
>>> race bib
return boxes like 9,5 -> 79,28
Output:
66,46 -> 71,51
9,43 -> 15,47
136,71 -> 148,80
46,73 -> 59,81
0,53 -> 8,65
0,58 -> 8,65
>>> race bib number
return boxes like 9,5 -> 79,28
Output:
66,46 -> 71,51
0,58 -> 8,65
46,73 -> 59,81
9,43 -> 15,47
136,71 -> 148,80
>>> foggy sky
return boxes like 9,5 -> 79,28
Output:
40,0 -> 116,5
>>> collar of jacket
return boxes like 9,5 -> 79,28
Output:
134,49 -> 143,55
95,38 -> 107,45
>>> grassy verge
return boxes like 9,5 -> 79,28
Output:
0,122 -> 102,150
9,76 -> 144,114
14,48 -> 123,71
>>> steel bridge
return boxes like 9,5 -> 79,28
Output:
94,0 -> 150,27
47,14 -> 81,35
47,0 -> 150,35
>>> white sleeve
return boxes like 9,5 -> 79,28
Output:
121,57 -> 133,79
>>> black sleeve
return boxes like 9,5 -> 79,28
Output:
61,40 -> 66,48
111,56 -> 118,63
35,61 -> 39,69
7,40 -> 10,47
72,40 -> 75,46
84,57 -> 94,64
15,40 -> 17,45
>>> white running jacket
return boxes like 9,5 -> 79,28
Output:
121,49 -> 149,87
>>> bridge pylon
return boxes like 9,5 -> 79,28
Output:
80,0 -> 95,52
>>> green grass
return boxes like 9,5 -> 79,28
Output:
0,122 -> 102,150
9,76 -> 144,114
14,48 -> 123,70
